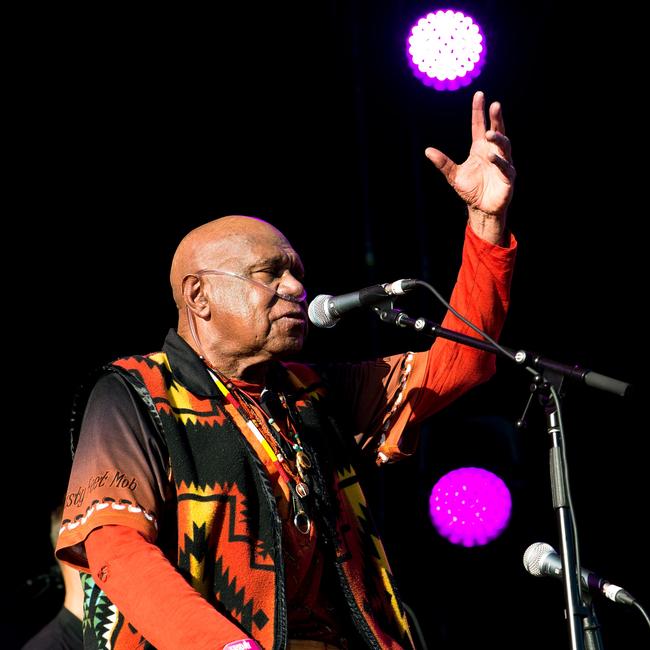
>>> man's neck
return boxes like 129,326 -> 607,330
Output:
214,358 -> 270,385
177,323 -> 271,384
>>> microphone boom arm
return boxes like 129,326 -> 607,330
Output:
373,306 -> 631,397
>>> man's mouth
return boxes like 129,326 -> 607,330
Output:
275,311 -> 308,327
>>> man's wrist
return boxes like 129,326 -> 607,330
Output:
467,206 -> 508,246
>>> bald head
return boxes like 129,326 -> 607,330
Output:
171,215 -> 307,378
170,215 -> 292,309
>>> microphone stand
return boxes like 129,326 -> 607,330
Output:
372,304 -> 631,650
538,372 -> 604,650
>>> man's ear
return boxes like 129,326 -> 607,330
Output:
182,275 -> 211,319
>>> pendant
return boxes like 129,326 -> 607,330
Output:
293,509 -> 311,535
295,450 -> 312,471
295,481 -> 309,498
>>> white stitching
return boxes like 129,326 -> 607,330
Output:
59,499 -> 158,536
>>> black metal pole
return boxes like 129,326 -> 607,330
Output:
543,389 -> 587,650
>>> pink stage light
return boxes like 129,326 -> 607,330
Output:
407,9 -> 486,90
429,467 -> 511,547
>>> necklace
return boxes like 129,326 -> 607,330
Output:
260,388 -> 312,484
208,368 -> 313,533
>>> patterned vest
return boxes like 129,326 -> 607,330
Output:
78,337 -> 413,650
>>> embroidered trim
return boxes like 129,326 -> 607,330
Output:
377,352 -> 415,464
59,497 -> 158,535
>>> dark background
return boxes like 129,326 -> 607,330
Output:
7,1 -> 646,648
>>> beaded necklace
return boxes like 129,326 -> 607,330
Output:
208,368 -> 313,534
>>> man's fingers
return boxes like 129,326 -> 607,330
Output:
424,147 -> 447,169
485,130 -> 512,162
425,147 -> 457,181
489,101 -> 506,136
471,91 -> 486,141
488,152 -> 516,182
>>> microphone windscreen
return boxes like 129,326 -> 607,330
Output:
308,294 -> 336,328
523,542 -> 554,577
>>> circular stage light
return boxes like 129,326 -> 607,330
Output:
407,9 -> 486,90
429,467 -> 511,546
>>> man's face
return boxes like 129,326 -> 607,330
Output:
202,230 -> 308,361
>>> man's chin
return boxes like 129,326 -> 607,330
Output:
271,335 -> 305,358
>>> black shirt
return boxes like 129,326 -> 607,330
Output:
22,607 -> 83,650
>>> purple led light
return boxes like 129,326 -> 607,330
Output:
429,467 -> 511,547
406,9 -> 486,90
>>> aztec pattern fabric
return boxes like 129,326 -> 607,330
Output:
79,571 -> 149,649
76,349 -> 413,650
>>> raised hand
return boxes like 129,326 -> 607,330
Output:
425,91 -> 515,245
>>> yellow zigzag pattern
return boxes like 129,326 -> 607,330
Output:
177,481 -> 240,596
149,353 -> 211,426
178,482 -> 245,596
337,467 -> 412,642
149,352 -> 221,425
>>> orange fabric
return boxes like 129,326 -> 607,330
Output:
85,525 -> 249,650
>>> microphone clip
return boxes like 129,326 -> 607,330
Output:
372,301 -> 408,326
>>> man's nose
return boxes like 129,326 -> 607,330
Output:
279,272 -> 307,301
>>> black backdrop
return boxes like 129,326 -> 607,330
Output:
8,1 -> 646,648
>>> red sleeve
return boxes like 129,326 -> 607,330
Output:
85,525 -> 254,650
325,225 -> 517,463
409,225 -> 517,420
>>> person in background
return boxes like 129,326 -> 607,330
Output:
23,504 -> 83,649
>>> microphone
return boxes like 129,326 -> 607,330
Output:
308,279 -> 418,328
523,542 -> 636,606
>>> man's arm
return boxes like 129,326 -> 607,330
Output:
85,525 -> 253,650
56,374 -> 257,649
324,225 -> 516,463
329,91 -> 517,462
55,374 -> 169,569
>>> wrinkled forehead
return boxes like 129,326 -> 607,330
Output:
202,230 -> 303,273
